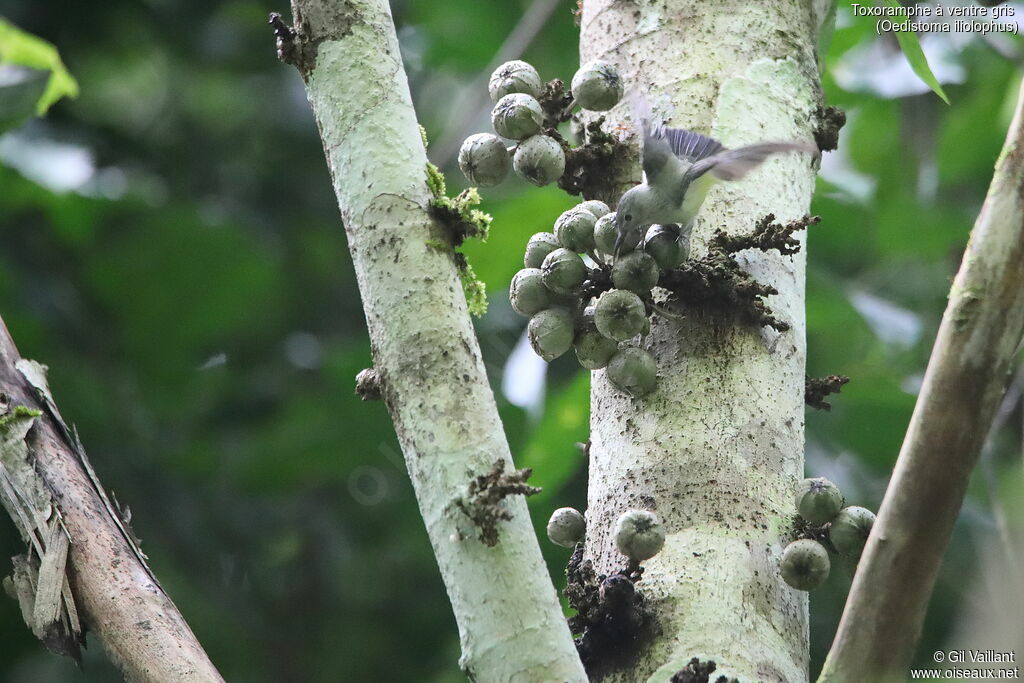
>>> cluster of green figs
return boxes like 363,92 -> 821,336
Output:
509,199 -> 690,396
546,506 -> 666,563
457,58 -> 623,188
783,477 -> 878,591
457,58 -> 690,396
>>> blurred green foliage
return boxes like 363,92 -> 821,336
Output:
0,1 -> 1021,680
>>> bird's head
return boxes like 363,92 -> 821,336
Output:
613,187 -> 645,255
613,188 -> 642,235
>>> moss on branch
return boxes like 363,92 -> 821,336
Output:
424,163 -> 491,316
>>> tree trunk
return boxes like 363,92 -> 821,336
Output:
579,2 -> 825,680
281,1 -> 587,680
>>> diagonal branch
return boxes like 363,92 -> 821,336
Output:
0,317 -> 222,681
277,1 -> 586,679
819,77 -> 1024,682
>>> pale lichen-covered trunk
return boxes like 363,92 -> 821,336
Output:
285,1 -> 586,680
579,2 -> 825,680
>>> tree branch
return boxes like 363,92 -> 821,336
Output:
0,317 -> 222,681
278,1 -> 586,679
819,76 -> 1024,682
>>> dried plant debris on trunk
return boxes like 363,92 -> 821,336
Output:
572,0 -> 584,25
268,12 -> 302,68
537,79 -> 628,200
670,657 -> 739,683
790,512 -> 837,553
354,368 -> 382,400
547,117 -> 630,200
564,545 -> 655,677
579,262 -> 614,302
660,214 -> 820,332
455,459 -> 540,547
537,78 -> 575,127
712,214 -> 819,256
813,105 -> 847,152
805,374 -> 850,411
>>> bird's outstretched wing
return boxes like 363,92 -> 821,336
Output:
630,90 -> 817,187
684,142 -> 817,183
629,89 -> 725,186
661,127 -> 724,164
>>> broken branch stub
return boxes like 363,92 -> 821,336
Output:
0,320 -> 222,680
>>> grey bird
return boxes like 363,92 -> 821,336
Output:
613,94 -> 817,255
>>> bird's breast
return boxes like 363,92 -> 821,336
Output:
677,173 -> 718,225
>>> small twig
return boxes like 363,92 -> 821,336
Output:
559,96 -> 578,121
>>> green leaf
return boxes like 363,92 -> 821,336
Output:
817,0 -> 838,68
882,0 -> 949,104
0,19 -> 79,115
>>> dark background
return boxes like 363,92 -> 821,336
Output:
1,1 -> 1021,680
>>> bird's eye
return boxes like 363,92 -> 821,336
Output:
624,214 -> 633,222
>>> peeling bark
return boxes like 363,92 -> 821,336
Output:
281,1 -> 587,679
0,318 -> 222,682
579,2 -> 823,680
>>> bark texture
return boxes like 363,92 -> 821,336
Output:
819,76 -> 1024,683
283,1 -> 587,680
0,319 -> 222,682
579,2 -> 826,680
